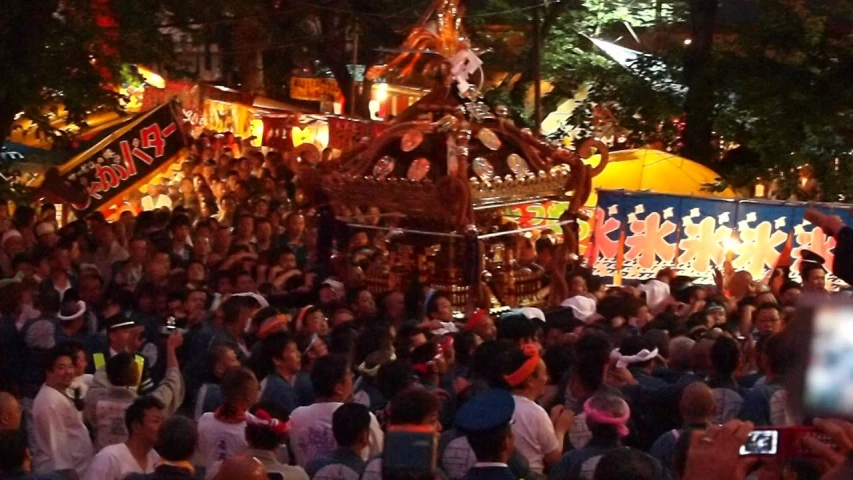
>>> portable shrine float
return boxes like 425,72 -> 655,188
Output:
306,0 -> 609,310
312,90 -> 608,309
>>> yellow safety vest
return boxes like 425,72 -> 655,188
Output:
93,352 -> 145,389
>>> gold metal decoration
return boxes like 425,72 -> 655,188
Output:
401,129 -> 424,152
472,157 -> 495,180
507,153 -> 531,176
447,135 -> 459,175
407,158 -> 431,180
373,156 -> 396,179
464,101 -> 494,122
311,0 -> 612,313
434,115 -> 459,132
477,128 -> 501,151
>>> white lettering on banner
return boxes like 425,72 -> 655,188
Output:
70,121 -> 178,211
0,151 -> 24,161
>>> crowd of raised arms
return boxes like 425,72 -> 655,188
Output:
3,133 -> 853,480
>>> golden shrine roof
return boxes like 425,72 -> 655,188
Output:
320,81 -> 608,228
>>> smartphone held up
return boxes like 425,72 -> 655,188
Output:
739,427 -> 835,457
795,296 -> 853,419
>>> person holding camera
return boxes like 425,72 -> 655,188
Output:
804,209 -> 853,285
673,418 -> 853,480
84,330 -> 184,452
89,312 -> 155,394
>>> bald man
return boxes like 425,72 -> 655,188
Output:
0,392 -> 21,431
689,338 -> 715,377
649,383 -> 715,476
214,455 -> 267,480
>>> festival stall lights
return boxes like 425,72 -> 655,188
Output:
374,83 -> 389,102
36,101 -> 185,216
136,66 -> 165,89
250,119 -> 264,148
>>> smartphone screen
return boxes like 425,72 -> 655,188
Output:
803,303 -> 853,416
740,430 -> 778,455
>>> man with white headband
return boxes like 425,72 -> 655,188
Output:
613,336 -> 665,389
609,336 -> 665,450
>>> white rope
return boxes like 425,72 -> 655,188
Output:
476,219 -> 576,240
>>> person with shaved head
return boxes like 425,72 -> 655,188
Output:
649,382 -> 716,477
0,392 -> 22,432
214,455 -> 267,480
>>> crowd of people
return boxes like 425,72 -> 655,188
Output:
2,133 -> 853,480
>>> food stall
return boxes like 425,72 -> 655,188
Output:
35,100 -> 187,221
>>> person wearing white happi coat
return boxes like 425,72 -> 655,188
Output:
32,347 -> 94,478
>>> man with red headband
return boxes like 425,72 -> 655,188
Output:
241,401 -> 308,480
196,367 -> 260,472
502,344 -> 575,475
463,309 -> 496,342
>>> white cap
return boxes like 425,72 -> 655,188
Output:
518,307 -> 546,323
231,292 -> 269,308
611,347 -> 660,369
1,229 -> 21,246
560,295 -> 597,322
35,222 -> 56,237
57,301 -> 87,322
639,279 -> 670,312
321,278 -> 345,298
